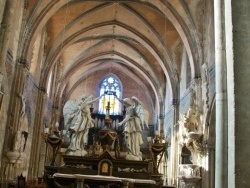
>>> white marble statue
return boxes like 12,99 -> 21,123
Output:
117,96 -> 148,161
13,130 -> 25,153
178,91 -> 203,165
63,94 -> 103,156
19,95 -> 28,134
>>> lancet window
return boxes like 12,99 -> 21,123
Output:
98,75 -> 122,115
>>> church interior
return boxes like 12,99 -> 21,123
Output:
0,0 -> 249,187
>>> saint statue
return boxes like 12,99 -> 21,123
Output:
18,94 -> 28,151
13,130 -> 25,153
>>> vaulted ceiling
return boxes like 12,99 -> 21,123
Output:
23,0 -> 203,108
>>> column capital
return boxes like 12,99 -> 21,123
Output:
172,99 -> 179,106
18,58 -> 30,70
159,115 -> 164,119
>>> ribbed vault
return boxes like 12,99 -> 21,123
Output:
21,0 -> 203,116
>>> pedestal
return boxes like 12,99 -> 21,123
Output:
178,164 -> 201,188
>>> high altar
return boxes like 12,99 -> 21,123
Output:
43,96 -> 168,188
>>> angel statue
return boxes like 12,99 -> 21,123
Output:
63,94 -> 103,156
116,96 -> 149,161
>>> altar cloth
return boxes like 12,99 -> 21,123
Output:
53,173 -> 156,184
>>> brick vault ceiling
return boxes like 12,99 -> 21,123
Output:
24,0 -> 203,103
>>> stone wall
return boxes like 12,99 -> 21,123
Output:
233,0 -> 250,186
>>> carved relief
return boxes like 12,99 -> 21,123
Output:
177,89 -> 204,187
179,91 -> 203,165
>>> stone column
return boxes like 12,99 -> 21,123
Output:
214,0 -> 228,187
169,101 -> 179,186
0,0 -> 18,72
158,101 -> 166,182
3,60 -> 28,155
159,101 -> 165,136
0,0 -> 7,26
230,0 -> 250,187
0,0 -> 19,169
27,88 -> 46,181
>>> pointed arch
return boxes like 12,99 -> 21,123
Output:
97,74 -> 123,115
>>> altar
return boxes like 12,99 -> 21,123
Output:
44,151 -> 161,188
43,95 -> 167,188
52,173 -> 156,188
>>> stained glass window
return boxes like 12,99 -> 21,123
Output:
98,75 -> 122,115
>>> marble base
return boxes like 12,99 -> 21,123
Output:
67,149 -> 87,156
125,154 -> 142,161
6,151 -> 24,163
